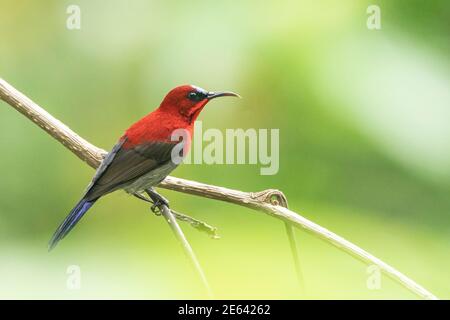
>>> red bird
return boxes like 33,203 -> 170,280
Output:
49,85 -> 239,250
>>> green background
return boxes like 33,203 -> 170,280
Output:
0,0 -> 449,299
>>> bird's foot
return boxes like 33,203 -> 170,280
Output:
151,199 -> 168,215
146,188 -> 170,215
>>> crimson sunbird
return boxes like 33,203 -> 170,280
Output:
49,85 -> 239,250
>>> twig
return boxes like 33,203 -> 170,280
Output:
161,206 -> 213,297
145,192 -> 213,297
134,193 -> 219,238
284,223 -> 305,295
0,78 -> 438,300
171,209 -> 219,239
269,191 -> 305,295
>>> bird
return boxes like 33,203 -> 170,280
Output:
49,85 -> 239,250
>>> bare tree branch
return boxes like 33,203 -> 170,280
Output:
0,78 -> 438,300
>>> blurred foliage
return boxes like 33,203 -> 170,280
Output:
0,0 -> 449,299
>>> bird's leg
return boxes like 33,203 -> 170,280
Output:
133,192 -> 152,203
145,188 -> 170,214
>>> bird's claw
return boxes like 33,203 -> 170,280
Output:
151,202 -> 161,215
145,188 -> 170,215
150,198 -> 170,215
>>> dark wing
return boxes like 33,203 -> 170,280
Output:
84,138 -> 179,201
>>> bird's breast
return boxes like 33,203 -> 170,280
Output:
123,110 -> 194,148
122,160 -> 178,194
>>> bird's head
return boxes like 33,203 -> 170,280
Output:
159,85 -> 240,123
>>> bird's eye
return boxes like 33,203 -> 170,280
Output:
187,91 -> 206,102
188,92 -> 198,100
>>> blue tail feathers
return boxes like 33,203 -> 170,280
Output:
49,198 -> 96,251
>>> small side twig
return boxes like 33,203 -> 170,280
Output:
284,223 -> 305,294
269,192 -> 305,296
170,209 -> 219,239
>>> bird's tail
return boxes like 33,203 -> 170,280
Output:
48,197 -> 97,251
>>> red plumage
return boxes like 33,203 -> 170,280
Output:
123,106 -> 193,147
124,85 -> 209,147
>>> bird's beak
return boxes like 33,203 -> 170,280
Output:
206,91 -> 241,100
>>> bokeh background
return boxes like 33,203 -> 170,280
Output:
0,0 -> 449,299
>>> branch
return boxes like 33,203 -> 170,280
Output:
0,78 -> 438,300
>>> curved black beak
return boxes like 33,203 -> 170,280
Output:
206,91 -> 241,100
